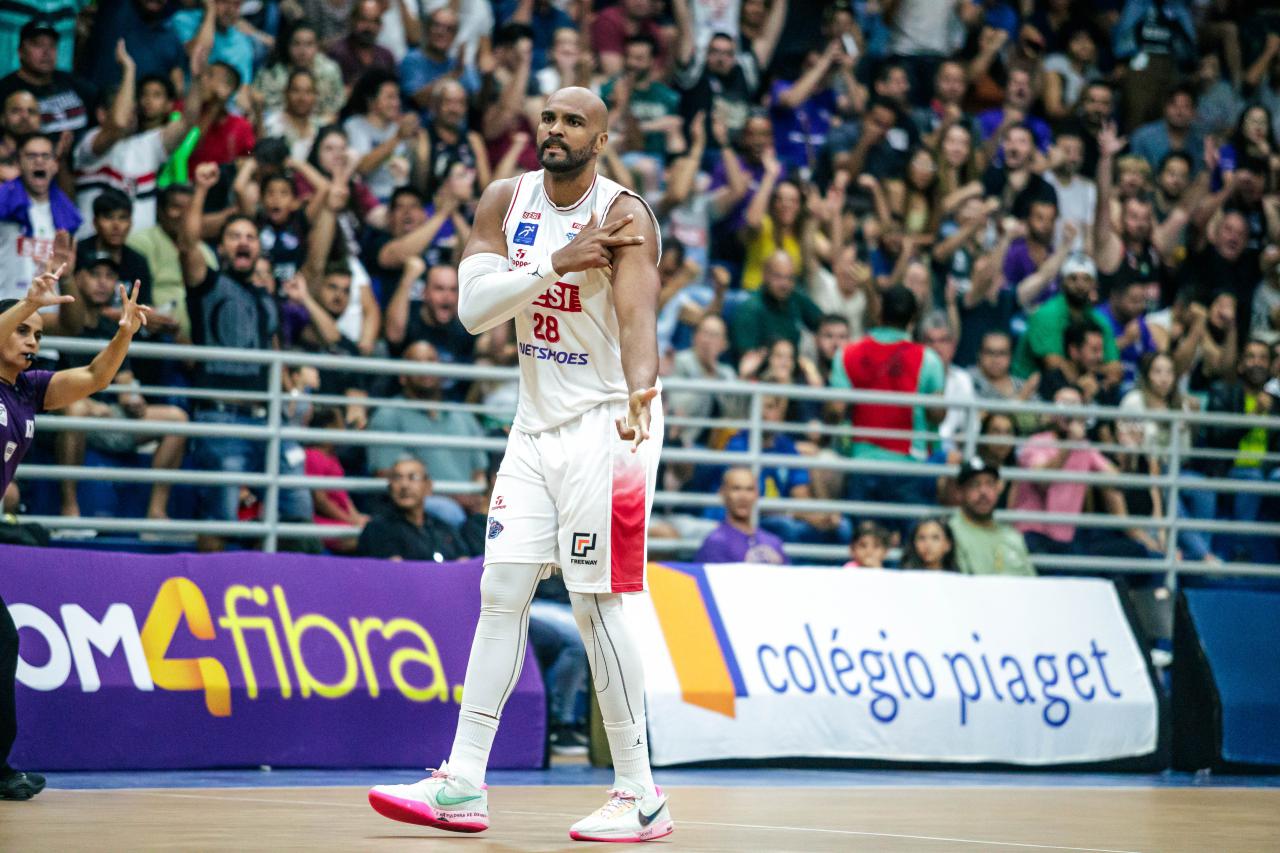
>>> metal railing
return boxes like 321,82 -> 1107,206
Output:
13,337 -> 1280,583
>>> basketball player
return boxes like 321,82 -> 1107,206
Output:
0,264 -> 152,799
368,87 -> 672,842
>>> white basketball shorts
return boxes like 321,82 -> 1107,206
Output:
484,395 -> 663,593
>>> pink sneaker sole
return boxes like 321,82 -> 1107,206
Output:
569,821 -> 674,842
367,790 -> 489,833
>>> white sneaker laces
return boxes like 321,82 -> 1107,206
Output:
597,788 -> 640,819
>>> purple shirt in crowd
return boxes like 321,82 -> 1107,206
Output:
694,522 -> 789,564
0,369 -> 53,496
1002,238 -> 1058,305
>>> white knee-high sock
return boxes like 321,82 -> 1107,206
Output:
447,562 -> 545,785
570,591 -> 655,795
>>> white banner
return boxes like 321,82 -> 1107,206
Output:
631,564 -> 1159,766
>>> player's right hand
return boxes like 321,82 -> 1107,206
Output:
550,212 -> 645,274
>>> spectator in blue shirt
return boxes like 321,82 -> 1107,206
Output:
498,0 -> 574,71
169,0 -> 259,92
1128,83 -> 1205,175
81,0 -> 187,93
978,64 -> 1053,153
768,40 -> 856,173
401,6 -> 480,113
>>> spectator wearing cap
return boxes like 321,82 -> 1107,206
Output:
80,0 -> 189,93
1013,253 -> 1122,388
831,285 -> 944,522
53,250 -> 189,521
73,190 -> 160,320
356,457 -> 467,561
0,18 -> 96,134
0,9 -> 77,76
950,457 -> 1035,576
694,467 -> 789,565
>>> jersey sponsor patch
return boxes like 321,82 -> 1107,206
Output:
532,281 -> 582,313
517,341 -> 589,364
488,518 -> 504,539
4,441 -> 15,462
521,211 -> 541,220
0,403 -> 6,426
570,531 -> 598,566
513,222 -> 539,245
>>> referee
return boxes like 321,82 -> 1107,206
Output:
0,262 -> 152,799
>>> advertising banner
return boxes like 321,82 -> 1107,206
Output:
2,547 -> 544,770
632,563 -> 1158,767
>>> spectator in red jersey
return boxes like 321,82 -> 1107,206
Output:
830,285 -> 945,531
189,62 -> 255,169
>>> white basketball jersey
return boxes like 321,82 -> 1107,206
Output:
501,169 -> 662,434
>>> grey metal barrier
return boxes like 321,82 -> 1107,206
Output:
18,337 -> 1280,583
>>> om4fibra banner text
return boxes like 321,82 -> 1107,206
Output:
4,547 -> 544,770
631,563 -> 1158,767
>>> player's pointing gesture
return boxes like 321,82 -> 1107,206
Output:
550,211 -> 645,273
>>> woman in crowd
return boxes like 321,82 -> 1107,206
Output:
263,70 -> 325,164
900,517 -> 957,571
253,23 -> 345,122
342,70 -> 415,202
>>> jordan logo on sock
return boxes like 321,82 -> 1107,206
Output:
633,735 -> 643,747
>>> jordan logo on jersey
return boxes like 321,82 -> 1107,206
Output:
513,222 -> 539,245
532,281 -> 582,313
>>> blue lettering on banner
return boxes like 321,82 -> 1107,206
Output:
752,624 -> 1122,730
517,341 -> 590,365
513,223 -> 539,245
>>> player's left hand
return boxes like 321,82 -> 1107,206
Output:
616,387 -> 658,452
117,280 -> 152,336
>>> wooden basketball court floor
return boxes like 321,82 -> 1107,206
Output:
3,768 -> 1278,852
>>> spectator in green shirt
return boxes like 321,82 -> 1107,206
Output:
600,35 -> 681,159
1012,252 -> 1123,389
950,457 -> 1036,577
730,250 -> 823,365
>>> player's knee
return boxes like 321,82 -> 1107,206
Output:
478,562 -> 541,616
568,591 -> 622,634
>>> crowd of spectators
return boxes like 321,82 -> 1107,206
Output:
0,0 -> 1277,574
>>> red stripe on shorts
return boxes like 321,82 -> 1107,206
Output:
610,456 -> 647,592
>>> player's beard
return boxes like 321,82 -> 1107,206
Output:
538,138 -> 593,174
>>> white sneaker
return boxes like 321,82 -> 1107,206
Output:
368,762 -> 489,833
569,786 -> 674,842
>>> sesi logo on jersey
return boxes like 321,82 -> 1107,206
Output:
513,223 -> 539,245
532,281 -> 582,313
521,211 -> 541,220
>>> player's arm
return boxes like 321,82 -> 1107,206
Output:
456,178 -> 540,334
608,194 -> 660,394
46,282 -> 151,411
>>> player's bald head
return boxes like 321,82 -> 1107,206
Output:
546,87 -> 608,133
